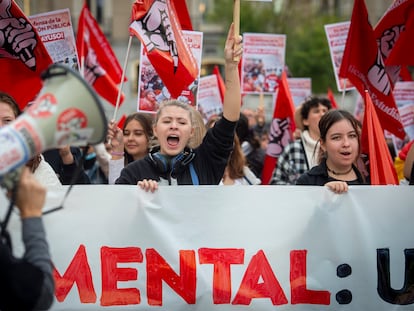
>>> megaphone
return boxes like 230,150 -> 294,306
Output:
0,63 -> 108,189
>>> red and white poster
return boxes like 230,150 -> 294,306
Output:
324,21 -> 354,92
393,81 -> 414,140
197,74 -> 223,123
241,33 -> 286,94
30,9 -> 78,69
287,78 -> 312,108
137,30 -> 203,113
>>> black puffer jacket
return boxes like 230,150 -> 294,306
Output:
116,117 -> 237,185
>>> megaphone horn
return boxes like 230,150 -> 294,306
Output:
0,63 -> 108,189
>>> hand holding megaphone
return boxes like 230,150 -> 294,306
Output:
0,64 -> 108,190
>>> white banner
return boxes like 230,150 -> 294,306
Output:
3,186 -> 414,310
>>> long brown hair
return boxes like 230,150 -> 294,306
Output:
123,112 -> 154,163
318,109 -> 361,163
226,135 -> 246,180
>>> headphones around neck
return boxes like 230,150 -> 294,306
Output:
148,147 -> 195,175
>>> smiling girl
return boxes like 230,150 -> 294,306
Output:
107,112 -> 154,184
296,109 -> 369,193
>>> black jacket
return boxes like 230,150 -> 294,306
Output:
43,147 -> 91,185
116,117 -> 237,185
296,159 -> 369,186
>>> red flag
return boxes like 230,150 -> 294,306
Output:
129,0 -> 198,99
385,9 -> 414,66
362,91 -> 399,185
77,3 -> 125,106
0,0 -> 53,110
327,88 -> 338,109
339,0 -> 405,140
261,71 -> 296,184
400,66 -> 413,81
374,0 -> 414,78
117,114 -> 127,130
171,0 -> 193,30
213,65 -> 225,103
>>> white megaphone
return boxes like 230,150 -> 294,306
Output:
0,63 -> 108,189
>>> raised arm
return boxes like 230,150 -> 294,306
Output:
222,23 -> 242,122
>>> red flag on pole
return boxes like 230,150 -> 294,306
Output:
374,0 -> 414,82
171,0 -> 193,31
339,0 -> 405,140
0,0 -> 53,110
261,71 -> 296,184
384,9 -> 414,66
362,91 -> 399,185
116,114 -> 127,130
129,0 -> 199,99
327,88 -> 338,109
78,3 -> 124,84
76,3 -> 125,106
213,65 -> 225,103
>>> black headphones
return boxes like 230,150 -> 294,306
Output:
149,146 -> 195,175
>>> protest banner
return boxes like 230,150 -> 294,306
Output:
130,1 -> 199,100
324,21 -> 354,92
241,33 -> 286,94
137,31 -> 203,113
197,74 -> 223,123
287,78 -> 312,108
4,185 -> 413,310
30,9 -> 78,69
393,81 -> 414,141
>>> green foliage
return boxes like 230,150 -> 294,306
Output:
206,1 -> 343,94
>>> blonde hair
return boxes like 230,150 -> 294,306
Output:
155,100 -> 193,125
188,108 -> 207,149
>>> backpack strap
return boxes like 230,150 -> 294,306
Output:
189,162 -> 199,185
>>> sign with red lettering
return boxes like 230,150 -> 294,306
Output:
4,186 -> 413,310
324,21 -> 354,92
30,8 -> 78,69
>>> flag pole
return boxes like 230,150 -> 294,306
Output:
233,0 -> 240,61
112,35 -> 133,122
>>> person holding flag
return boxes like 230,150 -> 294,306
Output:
296,109 -> 369,193
116,23 -> 242,191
